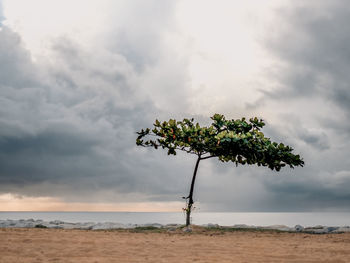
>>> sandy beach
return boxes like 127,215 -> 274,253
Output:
1,227 -> 350,262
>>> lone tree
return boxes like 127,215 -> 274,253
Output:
136,114 -> 304,226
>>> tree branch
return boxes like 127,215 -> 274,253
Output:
200,155 -> 216,160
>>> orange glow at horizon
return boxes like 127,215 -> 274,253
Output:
0,193 -> 184,212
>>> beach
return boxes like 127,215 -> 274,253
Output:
1,227 -> 350,262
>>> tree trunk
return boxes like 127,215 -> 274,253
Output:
185,155 -> 201,226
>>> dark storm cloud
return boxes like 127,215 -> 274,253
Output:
296,129 -> 329,151
260,168 -> 350,211
0,125 -> 103,184
0,28 -> 38,89
0,2 -> 193,203
264,1 -> 350,114
242,0 -> 350,211
262,0 -> 350,137
0,27 -> 134,191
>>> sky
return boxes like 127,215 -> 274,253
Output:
0,0 -> 349,212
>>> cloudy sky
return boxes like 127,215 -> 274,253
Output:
0,0 -> 349,212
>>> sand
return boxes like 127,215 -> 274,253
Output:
1,227 -> 350,262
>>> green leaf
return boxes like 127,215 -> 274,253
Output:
136,114 -> 304,172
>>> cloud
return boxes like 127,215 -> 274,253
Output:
241,0 -> 350,211
0,1 -> 3,24
0,10 -> 194,204
263,1 -> 350,115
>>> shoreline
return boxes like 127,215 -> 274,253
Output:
2,211 -> 350,227
1,218 -> 350,234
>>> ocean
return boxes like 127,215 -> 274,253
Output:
1,212 -> 350,227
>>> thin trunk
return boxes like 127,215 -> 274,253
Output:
185,155 -> 201,226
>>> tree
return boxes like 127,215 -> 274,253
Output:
136,114 -> 304,226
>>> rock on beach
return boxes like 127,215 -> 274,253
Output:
1,219 -> 350,234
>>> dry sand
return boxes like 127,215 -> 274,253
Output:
1,227 -> 350,262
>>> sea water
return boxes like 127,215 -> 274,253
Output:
1,212 -> 350,227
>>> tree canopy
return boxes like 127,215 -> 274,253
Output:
136,114 -> 304,170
